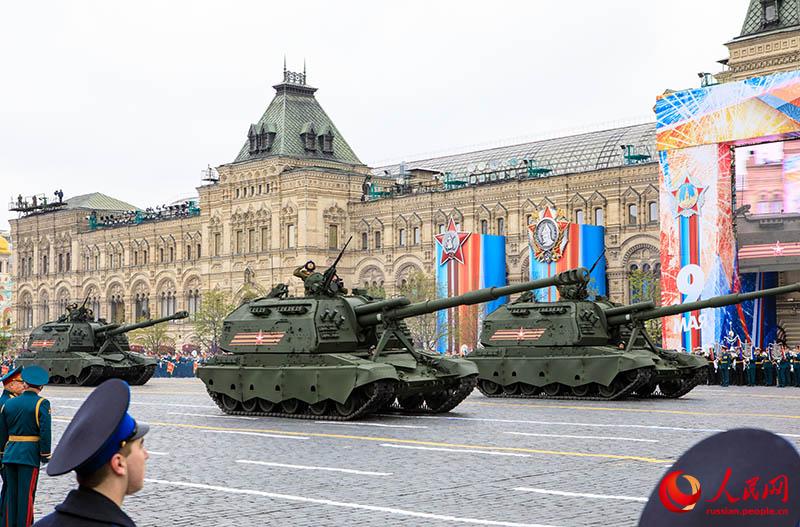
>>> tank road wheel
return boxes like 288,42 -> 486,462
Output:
220,394 -> 241,413
502,383 -> 521,396
256,398 -> 275,413
397,395 -> 424,410
50,376 -> 64,385
542,383 -> 562,397
335,394 -> 362,417
130,364 -> 157,386
477,380 -> 502,396
65,376 -> 77,385
520,383 -> 540,396
570,384 -> 592,397
598,381 -> 621,399
280,398 -> 306,415
241,399 -> 258,413
308,401 -> 329,416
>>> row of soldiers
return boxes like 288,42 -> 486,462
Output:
696,345 -> 800,388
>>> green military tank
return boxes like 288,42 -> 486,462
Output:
17,300 -> 188,386
197,240 -> 589,420
470,275 -> 800,400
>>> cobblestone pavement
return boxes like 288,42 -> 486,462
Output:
33,380 -> 800,526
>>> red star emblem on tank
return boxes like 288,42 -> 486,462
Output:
671,175 -> 706,217
434,218 -> 471,265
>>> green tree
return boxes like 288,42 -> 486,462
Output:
628,268 -> 662,343
191,289 -> 235,354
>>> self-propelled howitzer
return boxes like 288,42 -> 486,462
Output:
17,309 -> 189,386
197,248 -> 589,419
470,278 -> 800,400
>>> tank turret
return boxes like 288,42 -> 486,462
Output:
470,279 -> 800,401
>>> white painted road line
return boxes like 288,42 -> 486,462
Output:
203,430 -> 310,440
314,421 -> 427,429
380,443 -> 531,458
50,398 -> 217,409
148,451 -> 169,456
381,414 -> 726,434
145,479 -> 561,527
237,460 -> 392,476
513,487 -> 648,503
504,431 -> 658,443
168,412 -> 257,421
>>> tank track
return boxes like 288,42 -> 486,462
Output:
476,367 -> 656,401
389,375 -> 478,413
649,368 -> 708,399
127,364 -> 157,386
207,379 -> 397,421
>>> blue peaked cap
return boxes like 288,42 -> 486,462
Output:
21,365 -> 48,386
46,379 -> 149,477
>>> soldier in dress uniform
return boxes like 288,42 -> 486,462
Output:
764,349 -> 776,386
745,352 -> 757,386
0,366 -> 51,527
777,350 -> 791,388
0,367 -> 25,521
34,379 -> 149,527
755,348 -> 764,385
718,347 -> 732,387
733,348 -> 745,386
705,347 -> 716,385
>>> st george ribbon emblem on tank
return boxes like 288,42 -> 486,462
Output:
529,207 -> 570,263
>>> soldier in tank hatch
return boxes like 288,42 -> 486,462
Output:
0,366 -> 51,527
34,379 -> 149,527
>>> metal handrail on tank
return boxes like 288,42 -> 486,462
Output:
356,268 -> 589,326
605,283 -> 800,326
95,311 -> 189,337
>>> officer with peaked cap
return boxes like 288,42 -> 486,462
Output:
34,379 -> 149,527
0,366 -> 51,526
0,366 -> 25,521
638,428 -> 800,526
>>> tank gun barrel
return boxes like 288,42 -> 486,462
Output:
97,311 -> 189,337
606,283 -> 800,326
603,301 -> 656,318
353,297 -> 411,317
357,267 -> 589,326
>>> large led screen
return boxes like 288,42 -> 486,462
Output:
735,140 -> 800,214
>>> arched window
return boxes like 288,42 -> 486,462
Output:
135,293 -> 149,320
480,219 -> 488,235
187,289 -> 201,316
628,204 -> 638,225
648,202 -> 658,223
575,209 -> 584,225
594,207 -> 605,226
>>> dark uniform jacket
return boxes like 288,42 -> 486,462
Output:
33,487 -> 136,527
0,391 -> 51,465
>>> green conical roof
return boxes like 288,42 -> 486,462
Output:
739,0 -> 800,38
233,71 -> 362,165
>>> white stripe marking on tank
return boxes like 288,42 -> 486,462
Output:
313,421 -> 427,429
168,412 -> 257,420
236,460 -> 392,476
145,479 -> 560,527
513,487 -> 648,502
202,430 -> 309,440
504,431 -> 658,443
380,444 -> 531,457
